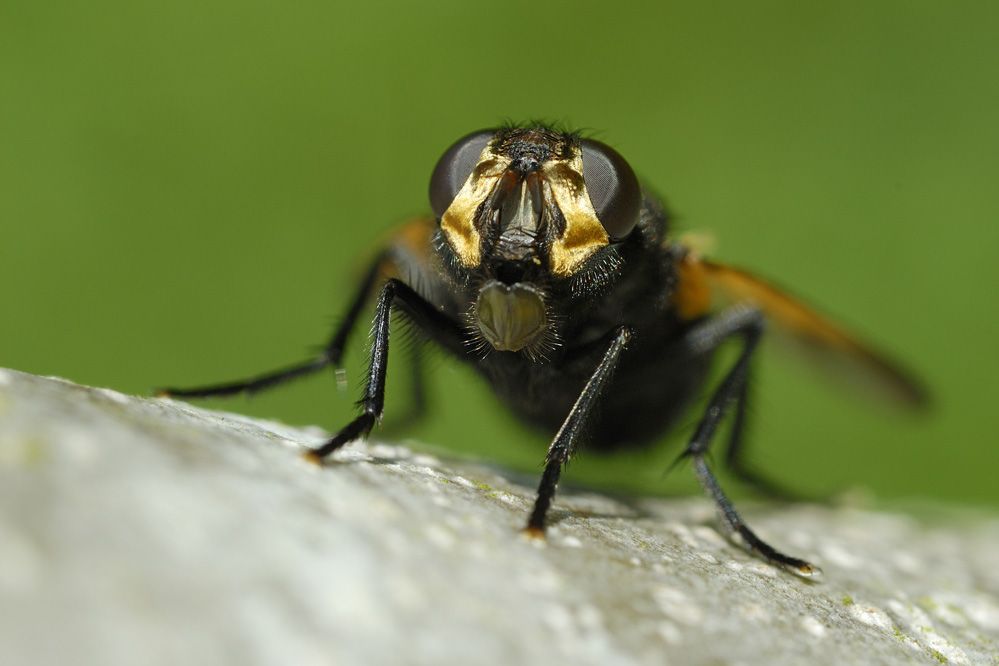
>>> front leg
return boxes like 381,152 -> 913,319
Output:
524,326 -> 632,536
303,278 -> 463,463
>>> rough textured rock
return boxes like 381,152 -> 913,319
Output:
0,367 -> 996,666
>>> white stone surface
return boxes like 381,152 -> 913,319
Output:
0,367 -> 996,666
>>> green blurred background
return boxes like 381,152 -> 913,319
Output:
2,2 -> 996,507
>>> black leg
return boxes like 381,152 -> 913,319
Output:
156,256 -> 385,399
525,326 -> 632,537
303,279 -> 399,462
679,305 -> 820,576
303,279 -> 466,463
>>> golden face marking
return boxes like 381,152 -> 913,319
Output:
439,150 -> 512,269
542,156 -> 610,276
437,131 -> 611,277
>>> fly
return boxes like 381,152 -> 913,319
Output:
158,124 -> 928,577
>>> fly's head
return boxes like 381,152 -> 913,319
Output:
429,125 -> 641,359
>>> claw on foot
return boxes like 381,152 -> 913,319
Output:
791,562 -> 823,578
302,450 -> 324,466
521,525 -> 546,541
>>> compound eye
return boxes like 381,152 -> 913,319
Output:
429,129 -> 496,219
580,139 -> 641,240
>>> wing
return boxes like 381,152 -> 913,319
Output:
672,250 -> 929,411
